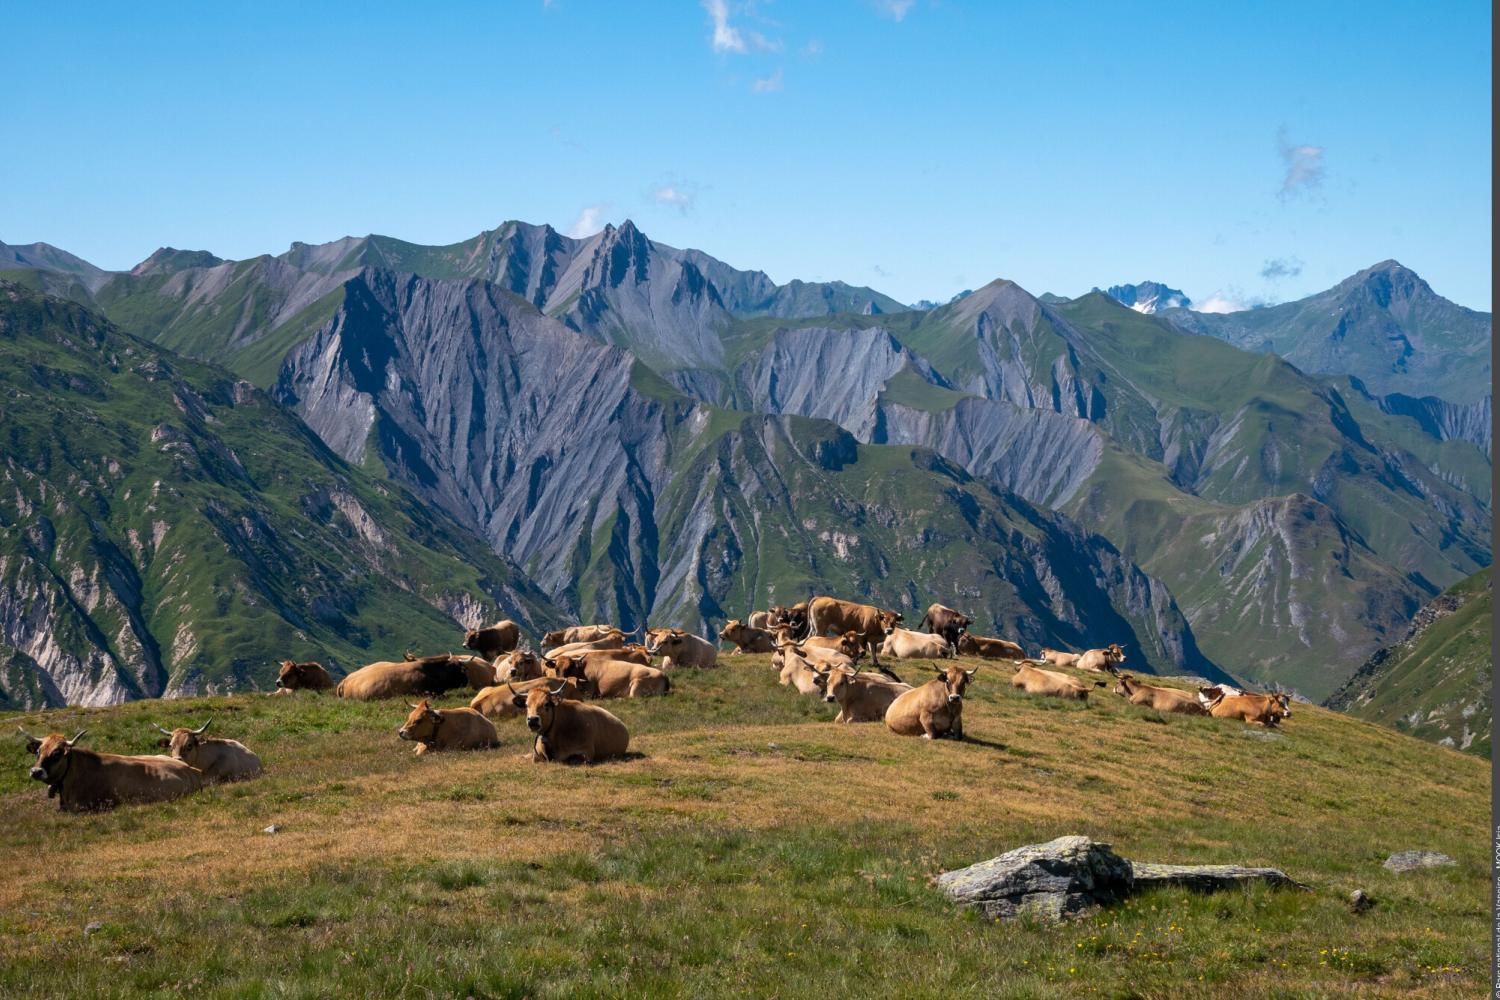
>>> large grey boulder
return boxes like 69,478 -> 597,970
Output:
935,836 -> 1134,922
937,835 -> 1306,923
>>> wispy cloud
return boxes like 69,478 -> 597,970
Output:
872,264 -> 891,278
752,67 -> 784,92
703,0 -> 745,52
1197,286 -> 1276,314
566,204 -> 609,238
802,39 -> 824,57
702,0 -> 781,54
1259,257 -> 1303,281
873,0 -> 916,21
651,183 -> 696,214
1277,128 -> 1326,199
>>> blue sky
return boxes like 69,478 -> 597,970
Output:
2,1 -> 1491,309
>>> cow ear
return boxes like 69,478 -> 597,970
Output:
157,737 -> 171,748
511,695 -> 527,709
24,739 -> 40,754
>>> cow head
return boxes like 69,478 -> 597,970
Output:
1271,693 -> 1292,720
398,701 -> 441,743
275,660 -> 322,690
649,629 -> 691,658
1197,686 -> 1229,710
18,727 -> 87,785
718,621 -> 749,645
933,665 -> 977,704
151,718 -> 212,759
1112,674 -> 1136,698
541,628 -> 568,648
1106,644 -> 1127,669
878,610 -> 903,634
821,667 -> 857,703
498,650 -> 543,682
520,681 -> 570,733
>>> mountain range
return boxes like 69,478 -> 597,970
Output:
0,223 -> 1489,707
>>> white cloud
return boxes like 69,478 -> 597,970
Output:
651,184 -> 695,214
752,67 -> 784,92
1277,128 -> 1326,199
874,0 -> 916,21
1260,257 -> 1304,281
703,0 -> 745,52
1195,292 -> 1247,314
566,204 -> 609,238
802,39 -> 824,57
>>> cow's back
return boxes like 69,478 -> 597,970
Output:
71,754 -> 205,810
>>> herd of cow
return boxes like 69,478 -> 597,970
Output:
14,597 -> 1293,812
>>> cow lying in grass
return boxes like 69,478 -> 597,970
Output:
1011,662 -> 1104,701
19,728 -> 205,812
151,719 -> 263,782
885,665 -> 976,739
547,655 -> 671,698
879,628 -> 953,660
1076,644 -> 1126,674
1200,688 -> 1291,727
541,624 -> 623,648
512,681 -> 630,764
463,619 -> 520,660
647,628 -> 718,669
336,655 -> 474,701
719,619 -> 776,654
1112,675 -> 1206,716
817,666 -> 912,723
273,660 -> 335,694
956,633 -> 1026,660
397,701 -> 500,754
470,677 -> 585,719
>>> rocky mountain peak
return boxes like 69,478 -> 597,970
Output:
1098,280 -> 1191,314
130,247 -> 226,277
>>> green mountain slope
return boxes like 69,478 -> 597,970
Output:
0,281 -> 559,709
1327,570 -> 1492,756
1165,260 -> 1492,405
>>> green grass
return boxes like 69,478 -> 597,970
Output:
1329,571 -> 1492,756
0,656 -> 1487,997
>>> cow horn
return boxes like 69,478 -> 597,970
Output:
151,723 -> 173,736
15,725 -> 38,742
408,702 -> 422,710
67,730 -> 87,746
192,717 -> 212,735
547,680 -> 568,696
505,680 -> 518,696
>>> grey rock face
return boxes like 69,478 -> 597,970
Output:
937,836 -> 1305,923
1098,281 -> 1192,313
1382,851 -> 1456,873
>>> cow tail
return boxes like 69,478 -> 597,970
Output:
663,674 -> 672,694
334,678 -> 345,698
918,612 -> 931,633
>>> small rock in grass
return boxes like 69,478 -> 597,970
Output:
1382,850 -> 1455,873
1348,889 -> 1375,913
85,922 -> 103,935
262,824 -> 281,835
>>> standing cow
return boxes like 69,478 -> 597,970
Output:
803,597 -> 903,670
918,603 -> 972,647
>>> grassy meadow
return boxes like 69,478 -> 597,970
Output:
0,656 -> 1487,998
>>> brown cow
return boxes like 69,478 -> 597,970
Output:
463,619 -> 521,660
513,681 -> 630,764
541,624 -> 624,648
747,610 -> 773,631
918,603 -> 972,646
880,628 -> 954,659
543,632 -> 631,658
547,655 -> 671,699
647,628 -> 719,669
495,649 -> 545,682
1076,644 -> 1127,674
819,667 -> 912,723
1010,662 -> 1104,701
885,665 -> 976,739
768,603 -> 809,634
1196,683 -> 1244,710
335,655 -> 472,701
1202,690 -> 1292,727
150,719 -> 262,782
273,660 -> 334,694
957,634 -> 1027,660
18,728 -> 205,812
775,643 -> 830,696
720,620 -> 776,654
397,700 -> 500,754
470,677 -> 584,719
804,597 -> 902,668
773,636 -> 857,673
1038,647 -> 1082,668
1112,675 -> 1207,716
